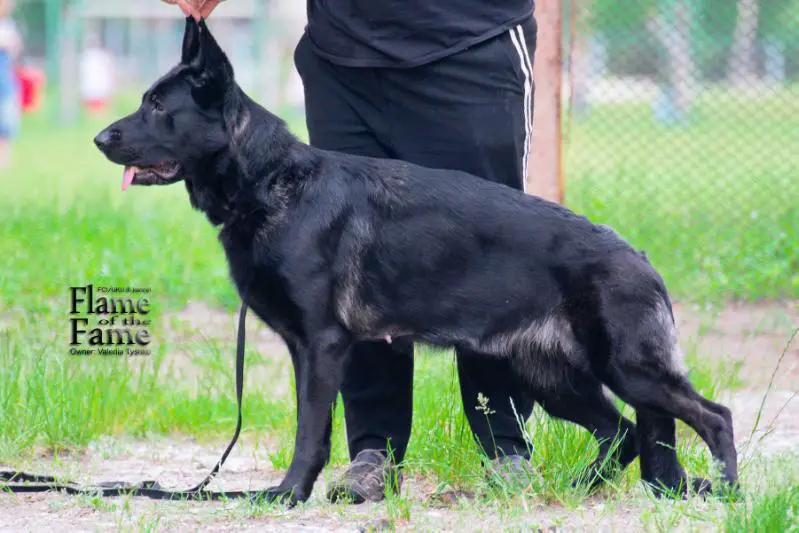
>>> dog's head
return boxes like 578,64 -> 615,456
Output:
94,17 -> 237,190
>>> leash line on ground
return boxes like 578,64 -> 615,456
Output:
0,304 -> 262,502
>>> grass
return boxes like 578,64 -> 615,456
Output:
724,479 -> 799,533
726,485 -> 799,533
565,88 -> 799,301
0,90 -> 797,531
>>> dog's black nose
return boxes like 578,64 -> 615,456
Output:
94,129 -> 120,150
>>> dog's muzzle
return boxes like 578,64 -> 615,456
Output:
94,128 -> 184,190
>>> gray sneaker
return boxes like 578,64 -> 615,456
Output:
487,454 -> 537,490
327,449 -> 401,504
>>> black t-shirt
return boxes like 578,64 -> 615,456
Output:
305,1 -> 535,68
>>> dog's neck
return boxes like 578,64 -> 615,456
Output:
185,87 -> 305,227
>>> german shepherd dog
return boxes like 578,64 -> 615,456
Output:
94,18 -> 737,505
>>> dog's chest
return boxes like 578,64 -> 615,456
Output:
220,228 -> 301,335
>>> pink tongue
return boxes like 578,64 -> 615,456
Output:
122,167 -> 137,191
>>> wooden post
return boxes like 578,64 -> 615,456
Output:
527,0 -> 563,204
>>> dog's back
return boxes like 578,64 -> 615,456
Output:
306,150 -> 649,339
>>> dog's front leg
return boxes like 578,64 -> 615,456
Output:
284,339 -> 336,465
283,338 -> 305,423
265,325 -> 350,506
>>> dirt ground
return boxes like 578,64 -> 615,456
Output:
1,300 -> 797,532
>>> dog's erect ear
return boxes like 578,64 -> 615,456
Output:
196,19 -> 233,78
185,18 -> 235,106
181,16 -> 201,64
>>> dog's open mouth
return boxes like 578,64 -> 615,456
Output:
122,162 -> 183,191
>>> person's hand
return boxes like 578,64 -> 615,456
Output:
163,0 -> 225,20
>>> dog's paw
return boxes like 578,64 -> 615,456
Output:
644,476 -> 692,499
691,477 -> 744,502
645,476 -> 723,500
690,477 -> 713,496
251,485 -> 306,507
708,478 -> 743,502
572,462 -> 616,492
574,454 -> 637,493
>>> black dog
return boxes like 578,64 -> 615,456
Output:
94,18 -> 737,505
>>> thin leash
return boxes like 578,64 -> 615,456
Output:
0,304 -> 264,501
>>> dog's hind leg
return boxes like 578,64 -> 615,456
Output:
635,408 -> 713,497
608,350 -> 737,497
533,369 -> 638,491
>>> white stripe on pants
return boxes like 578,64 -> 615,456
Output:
508,24 -> 534,193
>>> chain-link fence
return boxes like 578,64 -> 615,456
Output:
562,0 -> 797,300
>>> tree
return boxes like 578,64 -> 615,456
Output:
728,0 -> 760,86
648,0 -> 697,124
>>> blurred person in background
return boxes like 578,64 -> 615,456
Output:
0,0 -> 21,169
168,0 -> 538,504
80,32 -> 116,116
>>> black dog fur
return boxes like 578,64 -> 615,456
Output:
94,18 -> 738,505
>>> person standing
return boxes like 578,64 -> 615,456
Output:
167,0 -> 538,504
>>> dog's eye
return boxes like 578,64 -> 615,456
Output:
150,94 -> 165,113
